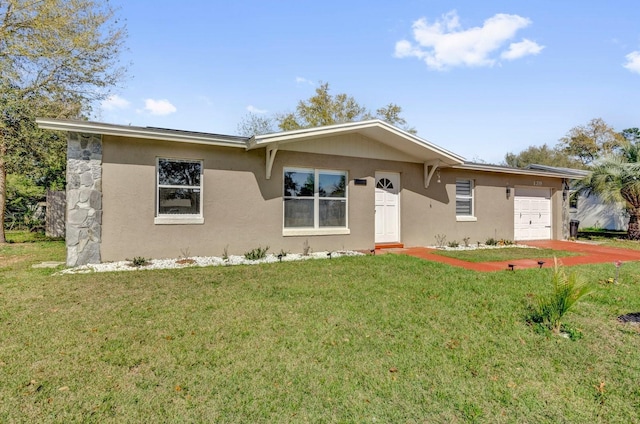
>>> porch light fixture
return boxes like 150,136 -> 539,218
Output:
436,169 -> 441,183
506,184 -> 511,199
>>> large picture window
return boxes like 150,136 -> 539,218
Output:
284,168 -> 347,231
456,179 -> 474,217
156,158 -> 203,224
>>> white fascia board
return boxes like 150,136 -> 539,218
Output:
453,163 -> 585,179
36,118 -> 248,148
248,119 -> 466,165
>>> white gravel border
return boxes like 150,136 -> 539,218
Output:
58,250 -> 364,274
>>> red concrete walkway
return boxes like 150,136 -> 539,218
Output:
380,240 -> 640,272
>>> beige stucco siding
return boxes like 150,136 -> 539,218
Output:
100,134 -> 565,261
403,169 -> 564,246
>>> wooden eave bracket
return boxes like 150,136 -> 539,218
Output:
424,160 -> 440,188
266,144 -> 278,179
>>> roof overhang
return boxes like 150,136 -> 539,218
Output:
36,118 -> 248,148
248,119 -> 466,165
455,162 -> 586,179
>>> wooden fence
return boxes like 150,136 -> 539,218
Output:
46,190 -> 65,238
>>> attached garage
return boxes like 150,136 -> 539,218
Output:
514,187 -> 552,240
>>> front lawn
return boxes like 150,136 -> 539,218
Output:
579,235 -> 640,251
432,246 -> 580,262
1,241 -> 639,422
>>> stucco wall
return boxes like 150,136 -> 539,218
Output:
100,135 -> 565,261
570,195 -> 628,231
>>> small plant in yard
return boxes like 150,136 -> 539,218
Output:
435,234 -> 447,248
462,237 -> 471,247
614,260 -> 623,283
129,256 -> 150,267
302,240 -> 311,256
222,245 -> 229,260
528,258 -> 594,335
447,240 -> 459,248
244,246 -> 269,260
176,247 -> 195,265
485,237 -> 498,246
278,249 -> 289,257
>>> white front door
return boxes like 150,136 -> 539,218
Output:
375,172 -> 400,243
514,188 -> 552,240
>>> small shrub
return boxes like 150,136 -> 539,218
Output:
244,246 -> 269,260
499,239 -> 513,246
462,237 -> 471,247
302,240 -> 311,256
527,258 -> 594,334
179,247 -> 191,259
130,256 -> 150,267
222,245 -> 229,261
435,234 -> 447,248
278,249 -> 289,257
447,240 -> 459,248
485,238 -> 498,246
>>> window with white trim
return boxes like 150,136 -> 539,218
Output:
156,158 -> 203,223
283,168 -> 347,229
455,179 -> 474,217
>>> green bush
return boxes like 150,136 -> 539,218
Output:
130,257 -> 150,267
485,238 -> 498,246
528,259 -> 594,334
244,246 -> 269,260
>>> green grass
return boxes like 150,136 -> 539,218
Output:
1,241 -> 640,422
578,235 -> 640,251
432,247 -> 580,262
5,230 -> 62,244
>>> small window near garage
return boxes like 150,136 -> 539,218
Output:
456,179 -> 475,220
155,158 -> 203,224
283,168 -> 348,234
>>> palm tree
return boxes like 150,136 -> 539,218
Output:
577,152 -> 640,239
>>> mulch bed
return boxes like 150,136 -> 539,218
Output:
617,313 -> 640,323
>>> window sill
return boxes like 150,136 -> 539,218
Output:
154,216 -> 204,225
283,228 -> 350,236
456,216 -> 478,222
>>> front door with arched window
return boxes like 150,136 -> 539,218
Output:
375,172 -> 400,243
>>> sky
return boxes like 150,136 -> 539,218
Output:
99,0 -> 640,164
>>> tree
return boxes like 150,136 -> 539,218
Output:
239,82 -> 415,135
236,113 -> 275,137
277,83 -> 367,131
575,140 -> 640,239
620,128 -> 640,163
372,103 -> 416,134
558,118 -> 625,166
504,144 -> 584,169
0,0 -> 127,242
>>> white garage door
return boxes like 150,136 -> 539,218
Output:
514,188 -> 552,241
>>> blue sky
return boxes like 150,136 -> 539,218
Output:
99,1 -> 640,164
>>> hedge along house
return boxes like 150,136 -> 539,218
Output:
36,118 -> 582,266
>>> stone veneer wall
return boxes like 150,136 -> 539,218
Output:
66,132 -> 102,266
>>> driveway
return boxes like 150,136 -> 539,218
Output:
385,240 -> 640,272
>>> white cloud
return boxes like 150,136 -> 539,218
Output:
624,51 -> 640,73
246,105 -> 268,114
394,10 -> 542,70
295,77 -> 314,85
501,39 -> 544,60
101,94 -> 130,110
142,99 -> 177,116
